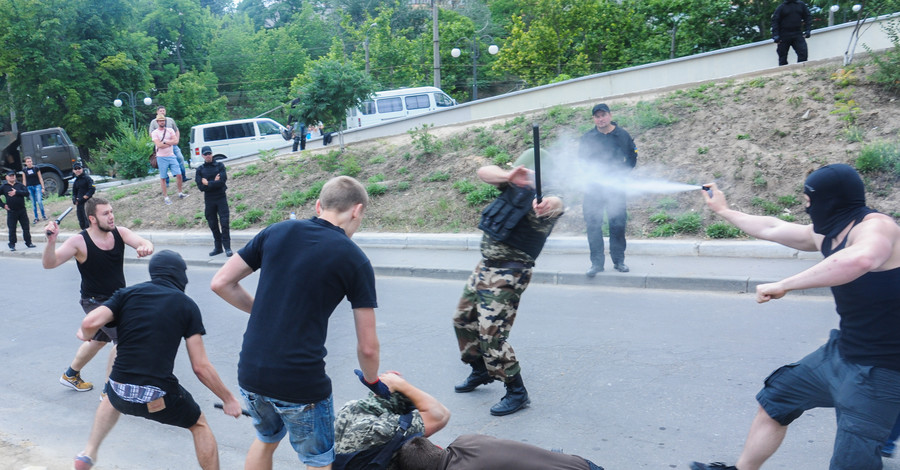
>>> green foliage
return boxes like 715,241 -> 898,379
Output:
697,147 -> 709,155
777,195 -> 800,207
167,214 -> 189,228
424,171 -> 450,182
737,134 -> 750,140
855,140 -> 900,176
492,152 -> 512,166
315,151 -> 341,172
101,122 -> 154,180
235,164 -> 261,177
751,197 -> 782,215
277,180 -> 326,209
465,184 -> 501,206
231,217 -> 251,230
291,57 -> 376,130
408,125 -> 443,159
484,145 -> 502,159
453,180 -> 477,194
867,18 -> 900,92
132,219 -> 142,227
368,156 -> 386,164
656,197 -> 678,210
366,183 -> 387,196
649,212 -> 673,224
628,101 -> 677,130
245,209 -> 266,223
258,149 -> 279,163
397,167 -> 410,175
649,223 -> 676,237
831,90 -> 861,124
396,181 -> 410,191
673,213 -> 702,233
547,106 -> 577,125
830,68 -> 858,87
340,156 -> 361,177
752,171 -> 767,187
234,203 -> 248,213
706,222 -> 743,238
843,126 -> 865,143
368,173 -> 385,183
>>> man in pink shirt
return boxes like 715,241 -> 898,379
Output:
151,113 -> 188,205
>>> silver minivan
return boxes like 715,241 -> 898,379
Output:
188,118 -> 291,168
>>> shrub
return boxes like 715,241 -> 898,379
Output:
492,152 -> 512,166
673,213 -> 702,233
367,183 -> 387,196
867,18 -> 900,92
650,223 -> 676,237
315,151 -> 341,172
856,140 -> 900,175
397,181 -> 410,191
277,180 -> 325,209
484,145 -> 502,158
102,121 -> 154,180
408,124 -> 443,158
706,222 -> 743,238
649,212 -> 673,224
453,180 -> 477,194
465,184 -> 501,206
424,171 -> 450,182
751,197 -> 781,215
340,156 -> 361,177
368,173 -> 385,183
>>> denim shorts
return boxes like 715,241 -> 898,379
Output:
156,156 -> 180,179
757,329 -> 900,469
105,382 -> 201,429
80,297 -> 116,343
240,388 -> 335,467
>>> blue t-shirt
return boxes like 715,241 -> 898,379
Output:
237,217 -> 378,403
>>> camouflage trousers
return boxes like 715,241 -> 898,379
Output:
453,260 -> 532,382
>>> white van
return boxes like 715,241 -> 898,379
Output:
346,86 -> 456,129
188,118 -> 291,168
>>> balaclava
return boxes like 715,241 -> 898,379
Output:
148,249 -> 189,292
803,163 -> 873,239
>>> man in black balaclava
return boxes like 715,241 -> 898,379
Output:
771,0 -> 812,66
72,250 -> 243,470
690,165 -> 900,470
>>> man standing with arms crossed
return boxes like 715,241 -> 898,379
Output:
195,146 -> 231,257
44,197 -> 154,392
2,170 -> 34,251
212,175 -> 388,470
691,163 -> 900,470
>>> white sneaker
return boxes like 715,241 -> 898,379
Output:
164,197 -> 172,205
178,192 -> 188,199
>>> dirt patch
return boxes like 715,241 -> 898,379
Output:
38,59 -> 900,240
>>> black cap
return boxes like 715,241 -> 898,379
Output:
201,146 -> 212,155
5,171 -> 15,177
73,163 -> 82,169
591,103 -> 611,115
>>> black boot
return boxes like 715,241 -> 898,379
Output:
223,240 -> 233,257
209,242 -> 223,256
454,361 -> 493,393
490,373 -> 530,416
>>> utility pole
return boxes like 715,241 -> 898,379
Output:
433,0 -> 441,88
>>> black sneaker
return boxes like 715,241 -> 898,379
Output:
613,263 -> 630,273
8,245 -> 15,252
585,266 -> 604,278
690,463 -> 737,470
25,243 -> 36,248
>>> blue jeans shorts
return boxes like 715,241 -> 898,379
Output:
240,388 -> 335,467
757,329 -> 900,469
156,156 -> 180,179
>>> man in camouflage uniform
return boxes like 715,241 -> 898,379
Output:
453,158 -> 564,416
335,372 -> 450,469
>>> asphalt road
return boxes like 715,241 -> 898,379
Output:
3,257 -> 899,469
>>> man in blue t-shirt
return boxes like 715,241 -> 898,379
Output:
212,175 -> 387,470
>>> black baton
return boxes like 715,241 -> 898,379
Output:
214,402 -> 252,417
532,123 -> 542,204
46,206 -> 74,236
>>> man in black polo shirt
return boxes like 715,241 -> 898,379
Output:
195,146 -> 231,257
1,170 -> 34,251
72,250 -> 241,470
212,175 -> 387,470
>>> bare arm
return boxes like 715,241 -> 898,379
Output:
477,165 -> 533,188
117,226 -> 154,258
210,254 -> 255,313
353,307 -> 380,383
378,373 -> 450,436
77,306 -> 114,341
702,183 -> 819,251
42,224 -> 85,268
756,216 -> 898,302
185,334 -> 241,418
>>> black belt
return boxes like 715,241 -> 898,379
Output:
483,260 -> 533,269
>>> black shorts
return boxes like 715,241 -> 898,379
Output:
80,297 -> 117,343
105,382 -> 202,429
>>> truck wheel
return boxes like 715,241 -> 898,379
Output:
43,172 -> 66,196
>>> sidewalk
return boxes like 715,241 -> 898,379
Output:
0,230 -> 827,295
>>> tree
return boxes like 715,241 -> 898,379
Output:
155,70 -> 229,148
141,0 -> 216,81
290,56 -> 376,149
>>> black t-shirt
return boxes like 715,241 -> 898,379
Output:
23,167 -> 41,186
106,279 -> 205,389
441,435 -> 590,470
237,217 -> 378,403
77,229 -> 126,299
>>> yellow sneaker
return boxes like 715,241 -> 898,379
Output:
59,372 -> 93,392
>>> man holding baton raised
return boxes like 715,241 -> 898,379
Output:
452,133 -> 564,417
43,197 -> 154,393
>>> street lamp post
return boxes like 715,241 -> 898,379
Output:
113,91 -> 153,136
829,4 -> 840,26
451,36 -> 499,101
